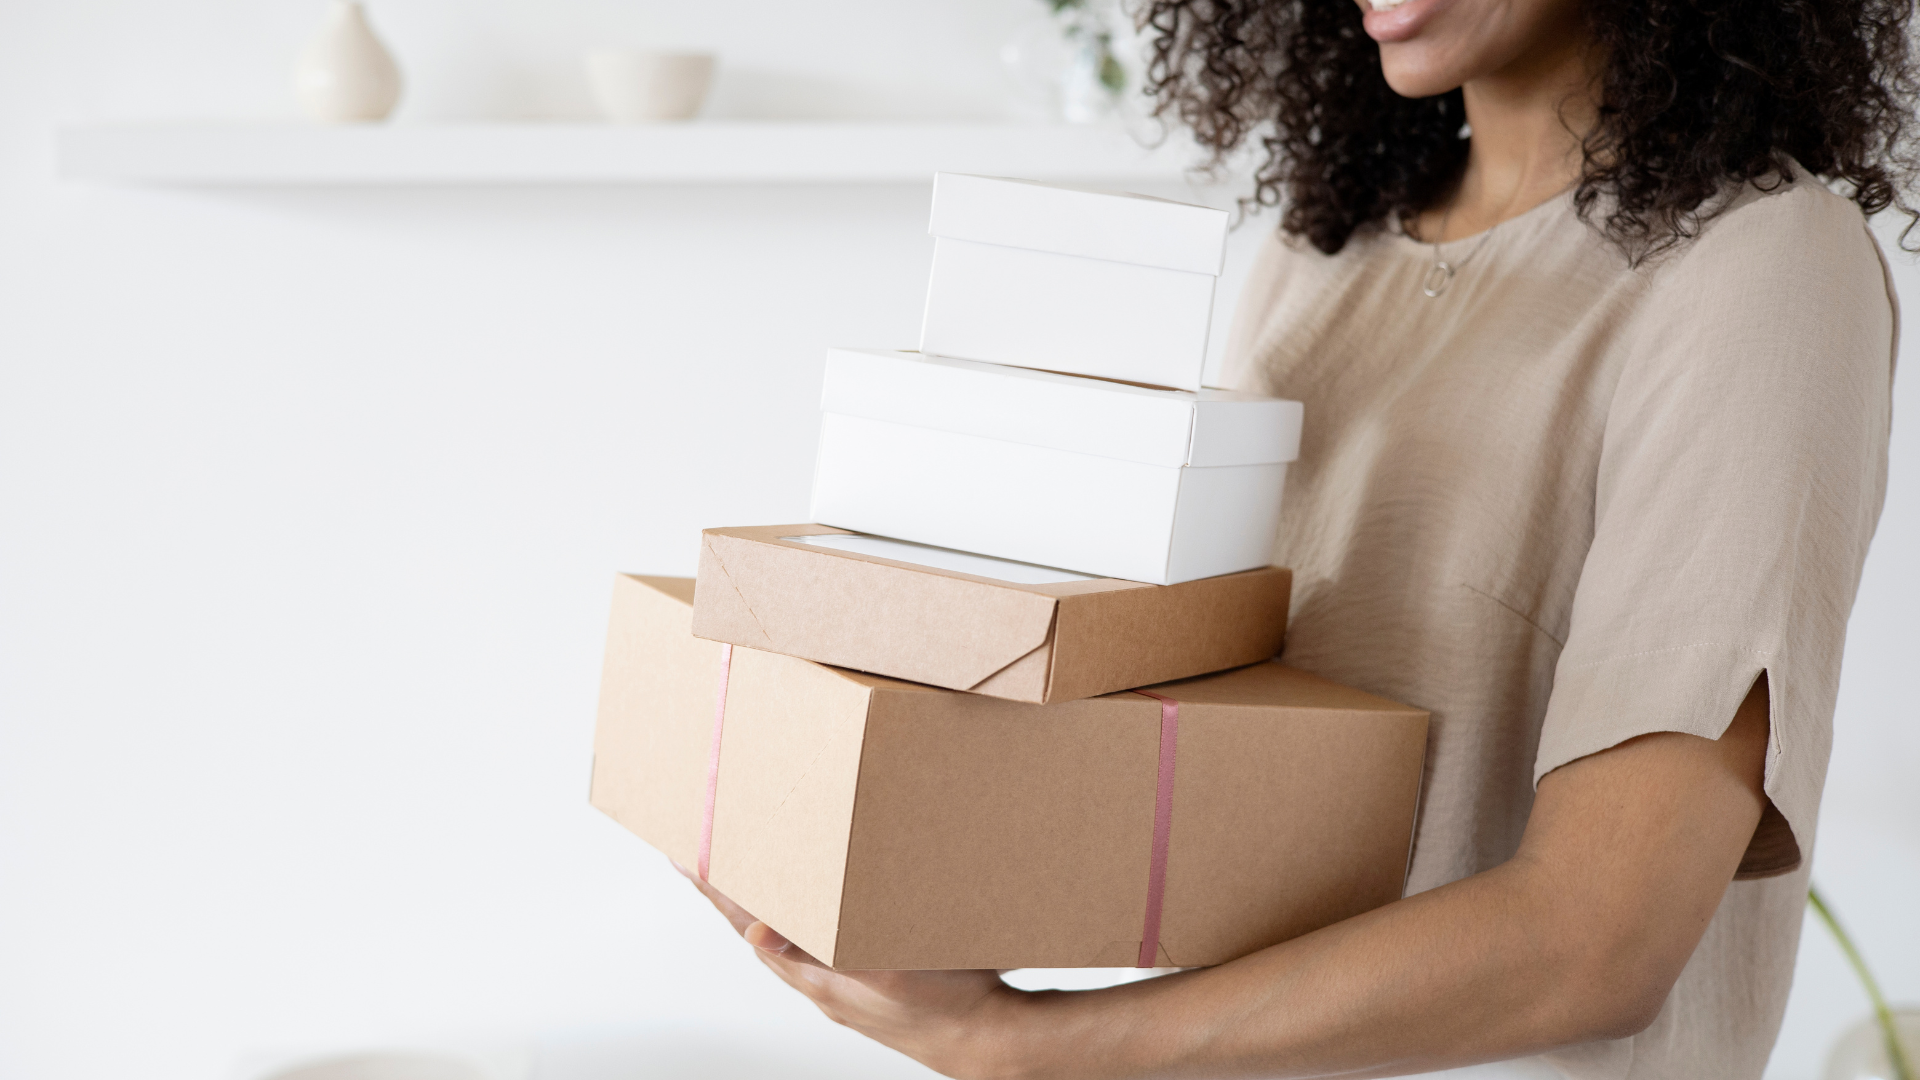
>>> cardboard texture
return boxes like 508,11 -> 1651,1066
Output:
919,174 -> 1229,391
811,350 -> 1302,584
694,525 -> 1291,704
593,574 -> 1431,971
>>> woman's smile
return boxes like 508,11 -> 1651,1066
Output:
1361,0 -> 1460,44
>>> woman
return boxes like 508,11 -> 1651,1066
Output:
683,0 -> 1906,1074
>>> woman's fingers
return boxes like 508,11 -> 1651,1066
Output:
675,861 -> 831,976
673,858 -> 836,982
672,859 -> 760,936
745,920 -> 828,969
676,854 -> 1008,1051
750,941 -> 855,1015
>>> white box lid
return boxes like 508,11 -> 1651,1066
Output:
820,348 -> 1302,468
927,173 -> 1229,277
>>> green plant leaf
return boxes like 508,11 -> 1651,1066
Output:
1811,886 -> 1916,1080
1099,52 -> 1127,93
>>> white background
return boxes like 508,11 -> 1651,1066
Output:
0,3 -> 1913,1079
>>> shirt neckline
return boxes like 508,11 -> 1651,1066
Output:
1386,185 -> 1578,256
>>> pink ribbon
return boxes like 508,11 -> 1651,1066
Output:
697,642 -> 734,883
1132,689 -> 1181,968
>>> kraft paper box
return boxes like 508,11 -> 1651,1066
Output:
811,348 -> 1303,584
592,574 -> 1430,971
920,173 -> 1228,391
694,524 -> 1291,705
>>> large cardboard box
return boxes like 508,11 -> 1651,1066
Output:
919,173 -> 1228,391
593,574 -> 1430,971
694,524 -> 1291,704
810,348 -> 1303,584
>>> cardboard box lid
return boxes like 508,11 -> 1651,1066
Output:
928,173 -> 1229,276
696,524 -> 1150,692
821,348 -> 1302,468
698,526 -> 1291,701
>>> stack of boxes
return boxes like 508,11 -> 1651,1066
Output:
591,175 -> 1430,971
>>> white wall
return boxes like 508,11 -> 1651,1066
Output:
0,4 -> 1912,1080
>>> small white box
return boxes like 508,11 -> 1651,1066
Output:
919,173 -> 1230,392
809,348 -> 1303,585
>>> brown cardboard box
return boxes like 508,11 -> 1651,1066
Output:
692,524 -> 1292,705
593,574 -> 1430,970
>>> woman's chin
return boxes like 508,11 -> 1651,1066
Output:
1378,50 -> 1467,99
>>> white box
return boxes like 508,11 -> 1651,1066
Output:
919,173 -> 1230,392
809,348 -> 1303,585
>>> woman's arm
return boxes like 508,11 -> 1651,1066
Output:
684,679 -> 1772,1079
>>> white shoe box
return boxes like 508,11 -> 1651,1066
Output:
918,173 -> 1230,392
809,348 -> 1302,585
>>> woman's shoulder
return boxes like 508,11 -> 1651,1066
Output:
1657,166 -> 1886,285
1628,166 -> 1897,386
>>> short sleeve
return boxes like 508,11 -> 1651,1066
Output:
1533,180 -> 1895,875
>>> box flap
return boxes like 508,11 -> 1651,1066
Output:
1047,568 -> 1291,703
929,173 -> 1228,276
822,348 -> 1301,468
1129,661 -> 1427,715
588,573 -> 877,965
834,687 -> 1165,969
694,526 -> 1067,692
707,635 -> 877,966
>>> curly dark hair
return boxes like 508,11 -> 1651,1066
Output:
1142,0 -> 1920,257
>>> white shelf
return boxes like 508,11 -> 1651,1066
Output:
56,121 -> 1209,186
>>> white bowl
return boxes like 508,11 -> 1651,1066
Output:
585,50 -> 716,123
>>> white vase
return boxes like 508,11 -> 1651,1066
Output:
294,1 -> 402,123
1822,1007 -> 1920,1080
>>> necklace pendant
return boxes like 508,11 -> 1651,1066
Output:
1422,261 -> 1455,298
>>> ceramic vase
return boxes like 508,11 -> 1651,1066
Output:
294,0 -> 402,123
1822,1008 -> 1920,1080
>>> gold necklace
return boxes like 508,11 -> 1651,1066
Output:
1422,203 -> 1500,298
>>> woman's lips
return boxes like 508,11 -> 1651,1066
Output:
1362,0 -> 1452,42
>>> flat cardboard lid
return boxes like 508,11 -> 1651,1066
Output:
928,173 -> 1229,276
697,525 -> 1150,692
821,348 -> 1302,468
709,524 -> 1146,600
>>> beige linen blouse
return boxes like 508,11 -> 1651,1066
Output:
1219,172 -> 1895,1077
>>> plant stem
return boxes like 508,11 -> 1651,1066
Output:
1811,885 -> 1915,1080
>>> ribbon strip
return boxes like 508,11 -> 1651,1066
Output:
697,642 -> 734,882
1132,689 -> 1181,968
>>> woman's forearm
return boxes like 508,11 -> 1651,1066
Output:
982,703 -> 1773,1080
994,860 -> 1617,1079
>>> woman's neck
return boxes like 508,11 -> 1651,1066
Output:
1416,28 -> 1605,242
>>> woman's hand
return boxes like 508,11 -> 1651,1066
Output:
676,861 -> 1031,1080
